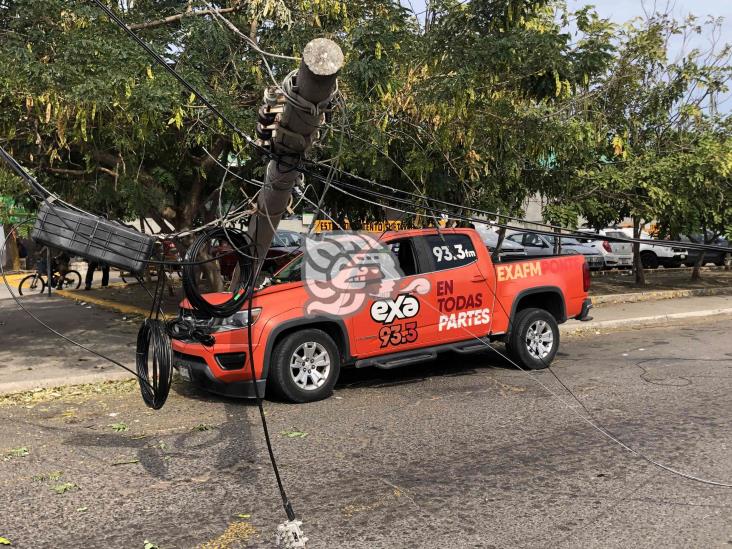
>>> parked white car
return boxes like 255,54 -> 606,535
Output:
602,228 -> 688,269
576,230 -> 633,269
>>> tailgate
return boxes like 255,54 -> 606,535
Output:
610,241 -> 632,255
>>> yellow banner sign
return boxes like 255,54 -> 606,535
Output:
312,220 -> 402,232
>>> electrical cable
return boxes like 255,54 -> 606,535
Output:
136,318 -> 174,409
244,220 -> 298,522
317,175 -> 732,254
88,0 -> 272,160
0,143 -> 259,272
85,1 -> 730,257
12,0 -> 731,491
182,227 -> 256,318
402,239 -> 732,488
134,262 -> 175,409
0,221 -> 156,393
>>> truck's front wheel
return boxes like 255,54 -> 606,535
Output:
507,308 -> 559,370
269,329 -> 341,403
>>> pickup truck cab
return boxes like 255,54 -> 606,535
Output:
171,228 -> 592,403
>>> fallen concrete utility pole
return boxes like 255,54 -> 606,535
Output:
248,38 -> 344,271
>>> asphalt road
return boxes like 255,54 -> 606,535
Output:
0,295 -> 139,392
1,319 -> 731,548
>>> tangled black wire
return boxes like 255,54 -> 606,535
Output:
182,227 -> 256,318
135,318 -> 174,409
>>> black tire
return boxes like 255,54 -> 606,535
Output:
507,308 -> 559,370
269,329 -> 341,403
640,251 -> 659,269
58,270 -> 82,290
18,274 -> 46,296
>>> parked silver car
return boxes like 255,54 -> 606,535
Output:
576,230 -> 633,269
506,231 -> 605,269
475,228 -> 527,260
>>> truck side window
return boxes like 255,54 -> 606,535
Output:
423,234 -> 478,271
388,239 -> 419,276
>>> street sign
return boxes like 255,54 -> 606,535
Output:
0,195 -> 31,224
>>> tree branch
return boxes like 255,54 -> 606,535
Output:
128,6 -> 242,31
45,167 -> 87,176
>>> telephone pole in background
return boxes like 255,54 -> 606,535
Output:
249,38 -> 343,270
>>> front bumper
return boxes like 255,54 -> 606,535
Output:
173,350 -> 267,398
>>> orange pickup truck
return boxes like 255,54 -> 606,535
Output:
171,228 -> 592,403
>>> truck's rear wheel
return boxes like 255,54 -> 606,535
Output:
507,308 -> 559,370
269,329 -> 340,403
641,251 -> 659,269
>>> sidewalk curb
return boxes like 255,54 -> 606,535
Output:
592,286 -> 732,305
55,286 -> 151,317
562,307 -> 732,334
1,272 -> 33,285
0,371 -> 134,396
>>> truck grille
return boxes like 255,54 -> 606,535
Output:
179,308 -> 212,321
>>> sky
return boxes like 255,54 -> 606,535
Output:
405,0 -> 732,110
567,0 -> 732,58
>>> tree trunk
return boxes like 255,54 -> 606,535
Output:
198,247 -> 224,293
691,222 -> 710,282
632,216 -> 645,286
691,251 -> 705,282
3,224 -> 20,271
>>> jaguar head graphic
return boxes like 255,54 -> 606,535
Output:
302,232 -> 429,316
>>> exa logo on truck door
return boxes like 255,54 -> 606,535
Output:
370,294 -> 420,323
370,295 -> 421,348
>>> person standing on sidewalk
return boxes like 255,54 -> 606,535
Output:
85,260 -> 109,290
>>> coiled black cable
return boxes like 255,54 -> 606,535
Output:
182,227 -> 255,318
135,318 -> 174,410
165,318 -> 215,346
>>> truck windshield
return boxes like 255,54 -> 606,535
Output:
271,255 -> 303,284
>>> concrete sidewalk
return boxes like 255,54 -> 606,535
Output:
562,293 -> 732,333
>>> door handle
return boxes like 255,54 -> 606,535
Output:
471,274 -> 486,282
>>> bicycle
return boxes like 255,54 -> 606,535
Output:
18,269 -> 82,295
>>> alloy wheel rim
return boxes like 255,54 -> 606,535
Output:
290,341 -> 331,391
525,320 -> 553,359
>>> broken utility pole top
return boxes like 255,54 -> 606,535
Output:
302,38 -> 344,77
246,37 -> 343,276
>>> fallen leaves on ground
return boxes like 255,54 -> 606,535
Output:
2,447 -> 29,461
0,380 -> 137,408
52,482 -> 78,495
197,522 -> 256,549
32,471 -> 62,482
109,422 -> 128,432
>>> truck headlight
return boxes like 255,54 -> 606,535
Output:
212,308 -> 262,331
